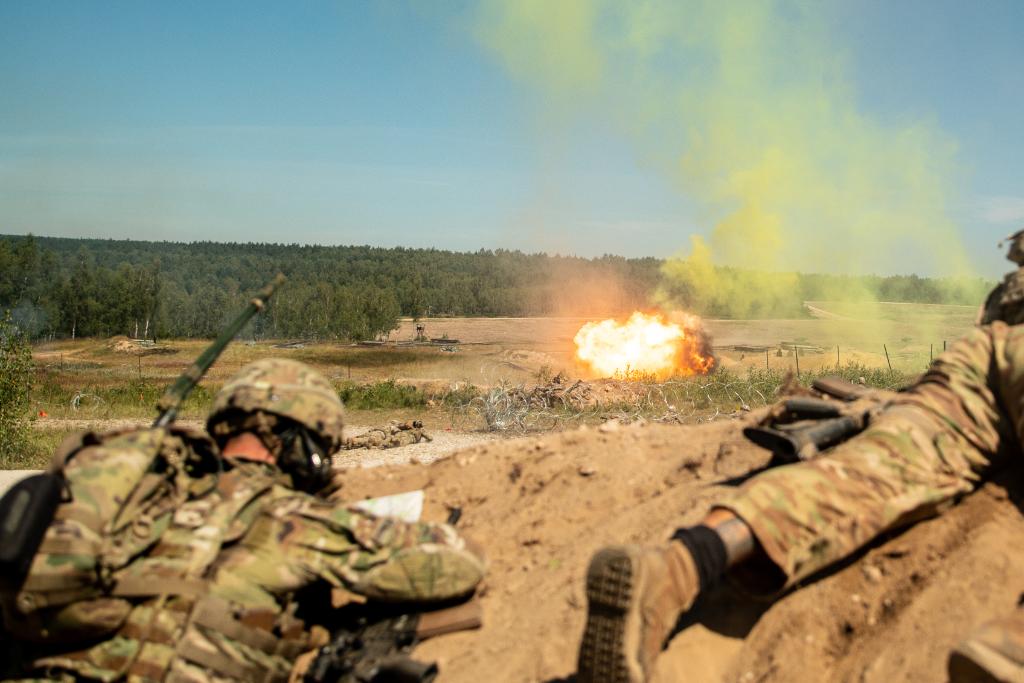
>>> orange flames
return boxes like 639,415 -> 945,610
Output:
574,311 -> 715,379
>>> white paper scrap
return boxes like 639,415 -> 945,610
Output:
352,490 -> 424,523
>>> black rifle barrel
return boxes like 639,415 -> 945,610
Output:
782,397 -> 842,420
153,273 -> 286,428
743,415 -> 863,465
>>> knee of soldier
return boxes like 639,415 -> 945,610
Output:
355,542 -> 486,602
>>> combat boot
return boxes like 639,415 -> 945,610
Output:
949,608 -> 1024,683
577,542 -> 700,683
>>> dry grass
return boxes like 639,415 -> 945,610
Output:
11,304 -> 974,469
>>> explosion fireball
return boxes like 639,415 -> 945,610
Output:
573,311 -> 715,379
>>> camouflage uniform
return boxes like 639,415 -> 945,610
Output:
344,422 -> 432,450
1,360 -> 484,682
578,270 -> 1024,682
718,322 -> 1019,587
978,228 -> 1024,325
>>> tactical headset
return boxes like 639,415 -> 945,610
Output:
275,423 -> 333,494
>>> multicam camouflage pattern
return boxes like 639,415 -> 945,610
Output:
720,322 -> 1021,586
978,270 -> 1024,325
978,228 -> 1024,325
1006,228 -> 1024,266
3,439 -> 483,681
208,359 -> 346,451
2,426 -> 217,632
343,421 -> 433,450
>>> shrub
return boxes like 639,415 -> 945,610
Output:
337,379 -> 427,410
0,312 -> 34,467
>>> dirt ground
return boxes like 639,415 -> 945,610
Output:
337,413 -> 1024,683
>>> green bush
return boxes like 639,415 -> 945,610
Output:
440,383 -> 480,406
0,312 -> 34,467
337,379 -> 427,410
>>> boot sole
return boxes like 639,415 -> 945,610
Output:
577,547 -> 643,683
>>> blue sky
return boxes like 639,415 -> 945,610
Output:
1,1 -> 1022,278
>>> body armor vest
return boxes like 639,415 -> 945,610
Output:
2,428 -> 308,682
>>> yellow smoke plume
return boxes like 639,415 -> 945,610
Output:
472,0 -> 973,318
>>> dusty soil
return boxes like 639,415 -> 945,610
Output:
337,414 -> 1024,683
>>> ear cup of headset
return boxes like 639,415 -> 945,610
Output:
276,427 -> 333,493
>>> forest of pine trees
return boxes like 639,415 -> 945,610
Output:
0,234 -> 995,341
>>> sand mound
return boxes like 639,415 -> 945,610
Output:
337,415 -> 1024,682
108,338 -> 178,355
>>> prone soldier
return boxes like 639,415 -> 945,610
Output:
343,421 -> 433,450
577,233 -> 1024,683
0,359 -> 483,682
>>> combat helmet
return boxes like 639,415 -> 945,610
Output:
1003,228 -> 1024,266
208,359 -> 345,490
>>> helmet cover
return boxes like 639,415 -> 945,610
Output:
208,359 -> 345,452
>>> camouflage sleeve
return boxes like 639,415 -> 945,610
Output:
212,494 -> 485,606
720,324 -> 1018,587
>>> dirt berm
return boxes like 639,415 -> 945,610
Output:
337,416 -> 1024,683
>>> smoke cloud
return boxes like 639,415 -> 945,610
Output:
472,0 -> 973,318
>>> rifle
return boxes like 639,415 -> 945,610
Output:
304,599 -> 482,683
742,377 -> 880,465
304,508 -> 479,683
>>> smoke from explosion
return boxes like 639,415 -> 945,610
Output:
471,0 -> 974,318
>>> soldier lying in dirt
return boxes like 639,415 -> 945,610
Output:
343,420 -> 433,450
577,236 -> 1024,683
0,360 -> 482,682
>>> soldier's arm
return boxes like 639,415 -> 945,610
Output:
283,500 -> 486,603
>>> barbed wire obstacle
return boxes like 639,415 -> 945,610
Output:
70,391 -> 104,411
464,378 -> 589,432
456,360 -> 916,434
457,371 -> 784,433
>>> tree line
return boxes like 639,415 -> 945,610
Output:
0,234 -> 996,340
